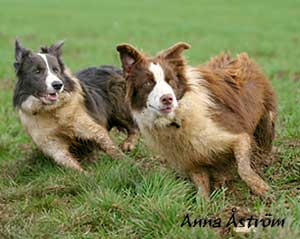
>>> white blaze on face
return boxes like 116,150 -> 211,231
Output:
147,62 -> 178,112
38,53 -> 63,93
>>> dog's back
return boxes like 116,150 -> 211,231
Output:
199,53 -> 276,151
76,65 -> 137,133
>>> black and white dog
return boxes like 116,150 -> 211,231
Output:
13,40 -> 139,171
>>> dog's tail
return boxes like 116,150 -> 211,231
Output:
253,110 -> 276,153
253,67 -> 277,154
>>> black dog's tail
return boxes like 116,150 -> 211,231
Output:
254,84 -> 277,153
254,111 -> 275,153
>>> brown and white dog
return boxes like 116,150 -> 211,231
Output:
116,42 -> 277,198
13,40 -> 139,172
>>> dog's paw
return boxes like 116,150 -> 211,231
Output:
83,154 -> 99,163
74,165 -> 85,173
251,180 -> 270,198
121,141 -> 135,152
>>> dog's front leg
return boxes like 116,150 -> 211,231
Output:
74,119 -> 125,160
121,128 -> 139,152
41,139 -> 84,172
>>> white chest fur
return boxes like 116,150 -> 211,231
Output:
134,76 -> 239,172
18,110 -> 57,147
18,95 -> 60,147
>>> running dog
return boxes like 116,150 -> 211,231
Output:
13,40 -> 139,171
116,42 -> 276,198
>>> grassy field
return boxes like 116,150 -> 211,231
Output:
0,0 -> 300,238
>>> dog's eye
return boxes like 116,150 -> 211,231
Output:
145,79 -> 154,87
53,67 -> 59,73
35,69 -> 41,74
168,79 -> 175,86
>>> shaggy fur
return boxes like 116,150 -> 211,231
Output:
13,40 -> 139,171
117,42 -> 277,198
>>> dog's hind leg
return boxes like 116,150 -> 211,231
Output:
234,134 -> 270,196
74,118 -> 125,160
41,139 -> 84,172
121,128 -> 139,152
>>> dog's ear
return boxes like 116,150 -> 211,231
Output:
158,42 -> 190,66
15,39 -> 23,63
41,40 -> 64,57
48,40 -> 64,57
116,43 -> 144,76
14,39 -> 31,73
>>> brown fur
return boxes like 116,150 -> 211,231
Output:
118,43 -> 190,112
117,43 -> 277,198
200,52 -> 276,135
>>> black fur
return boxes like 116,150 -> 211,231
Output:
76,65 -> 137,133
13,40 -> 75,108
13,60 -> 75,108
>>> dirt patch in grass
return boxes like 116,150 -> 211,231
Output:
0,149 -> 52,181
282,139 -> 300,148
0,78 -> 15,90
271,70 -> 300,82
291,72 -> 300,82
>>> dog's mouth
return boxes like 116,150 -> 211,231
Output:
160,106 -> 173,114
149,104 -> 174,114
39,92 -> 59,105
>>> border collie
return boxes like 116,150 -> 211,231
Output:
13,40 -> 139,172
116,42 -> 277,198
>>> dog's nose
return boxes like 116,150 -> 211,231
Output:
160,94 -> 173,105
52,81 -> 63,90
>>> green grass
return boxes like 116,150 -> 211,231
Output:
0,0 -> 300,238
